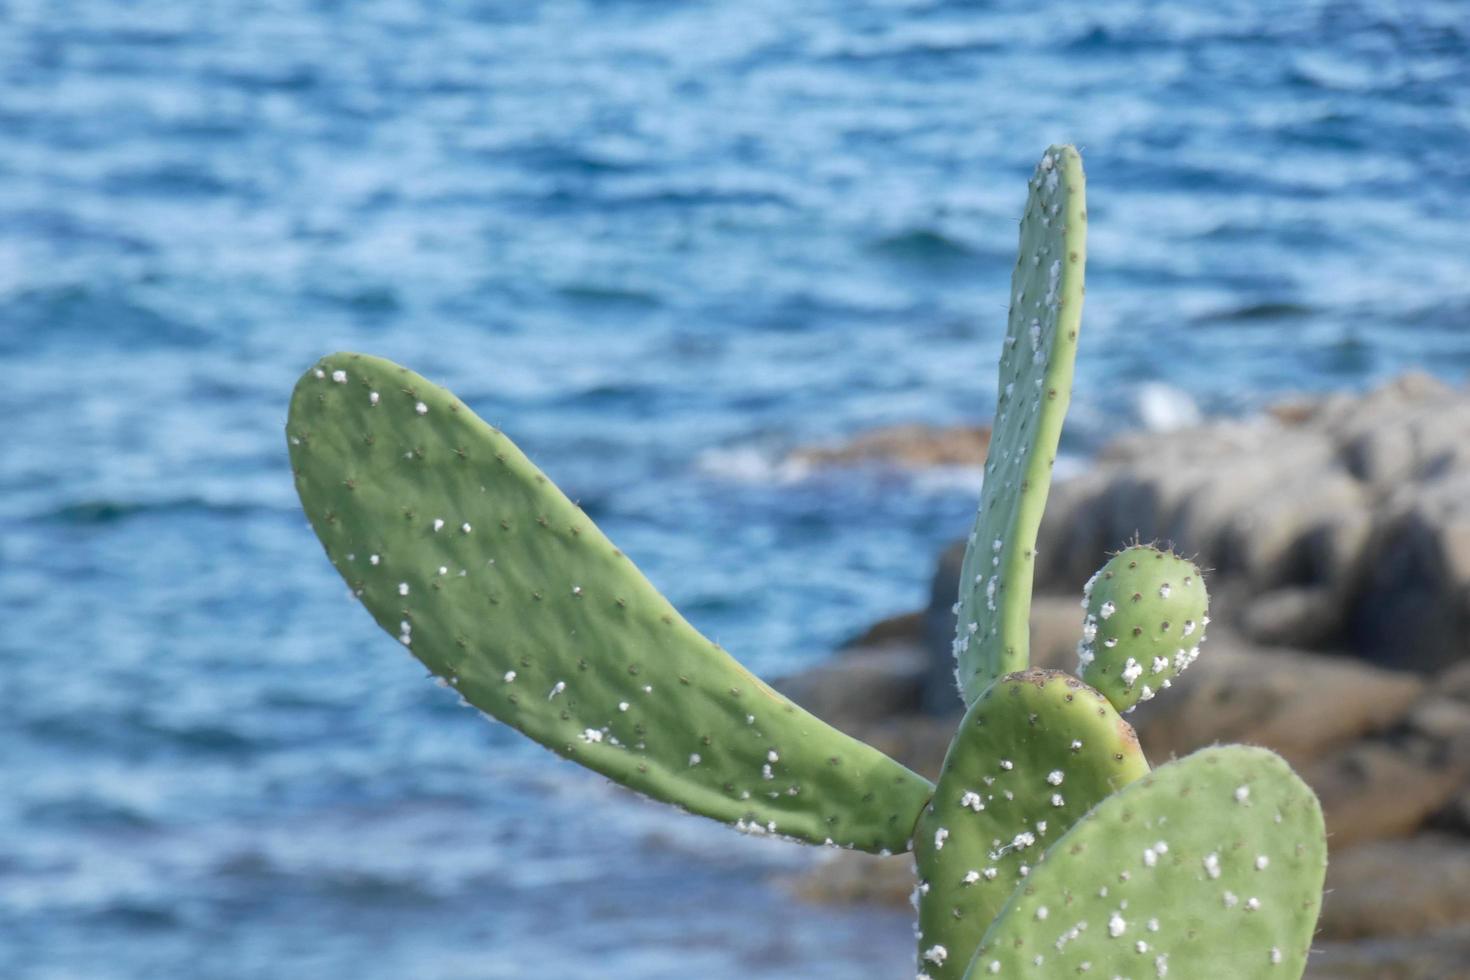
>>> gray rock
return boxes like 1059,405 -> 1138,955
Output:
1307,928 -> 1470,980
783,850 -> 914,907
1240,585 -> 1343,648
919,540 -> 967,714
776,645 -> 929,734
1349,467 -> 1470,673
1024,372 -> 1470,672
1439,659 -> 1470,701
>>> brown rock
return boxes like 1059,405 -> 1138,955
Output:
776,646 -> 929,734
1302,742 -> 1470,847
784,851 -> 914,907
1240,585 -> 1344,648
1319,835 -> 1470,940
1130,636 -> 1424,770
849,716 -> 957,780
839,610 -> 923,651
920,540 -> 968,714
785,424 -> 989,470
1440,659 -> 1470,701
920,553 -> 1091,713
1026,594 -> 1088,672
1307,928 -> 1470,980
1407,695 -> 1470,744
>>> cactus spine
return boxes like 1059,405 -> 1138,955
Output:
287,145 -> 1326,979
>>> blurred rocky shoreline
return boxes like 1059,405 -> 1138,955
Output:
777,373 -> 1470,980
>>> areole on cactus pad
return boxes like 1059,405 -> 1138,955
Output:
287,144 -> 1327,979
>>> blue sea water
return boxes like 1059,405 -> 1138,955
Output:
2,1 -> 1469,976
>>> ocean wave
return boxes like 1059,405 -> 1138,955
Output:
867,228 -> 980,264
37,497 -> 275,526
1193,301 -> 1317,324
0,284 -> 210,354
554,282 -> 665,309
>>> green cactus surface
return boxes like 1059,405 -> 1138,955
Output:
913,669 -> 1149,979
1078,545 -> 1209,713
953,145 -> 1087,707
963,745 -> 1326,979
286,353 -> 934,852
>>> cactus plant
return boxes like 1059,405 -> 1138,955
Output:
286,144 -> 1327,978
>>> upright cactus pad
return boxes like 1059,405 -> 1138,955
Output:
964,745 -> 1326,978
913,670 -> 1149,979
954,145 -> 1087,707
287,353 -> 934,852
1078,545 -> 1209,713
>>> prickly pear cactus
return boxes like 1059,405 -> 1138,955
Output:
287,354 -> 933,852
953,145 -> 1087,707
912,670 -> 1149,979
962,746 -> 1327,978
1078,545 -> 1209,713
285,144 -> 1327,980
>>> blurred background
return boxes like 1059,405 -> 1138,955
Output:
3,1 -> 1469,977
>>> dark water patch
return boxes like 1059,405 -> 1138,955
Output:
724,290 -> 919,332
211,847 -> 450,907
101,162 -> 243,199
1277,111 -> 1373,152
1108,157 -> 1325,198
0,207 -> 156,255
85,901 -> 185,931
1389,295 -> 1470,327
24,796 -> 159,831
306,284 -> 404,318
201,63 -> 322,95
1194,301 -> 1318,324
818,35 -> 1006,69
555,282 -> 664,310
542,185 -> 798,214
0,284 -> 209,354
312,868 -> 447,907
24,709 -> 267,758
1105,263 -> 1299,293
1195,220 -> 1276,243
1318,329 -> 1374,376
1061,23 -> 1174,54
40,497 -> 273,526
475,141 -> 651,176
549,381 -> 667,410
868,227 -> 979,265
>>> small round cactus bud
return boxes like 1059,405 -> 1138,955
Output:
1077,544 -> 1208,713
